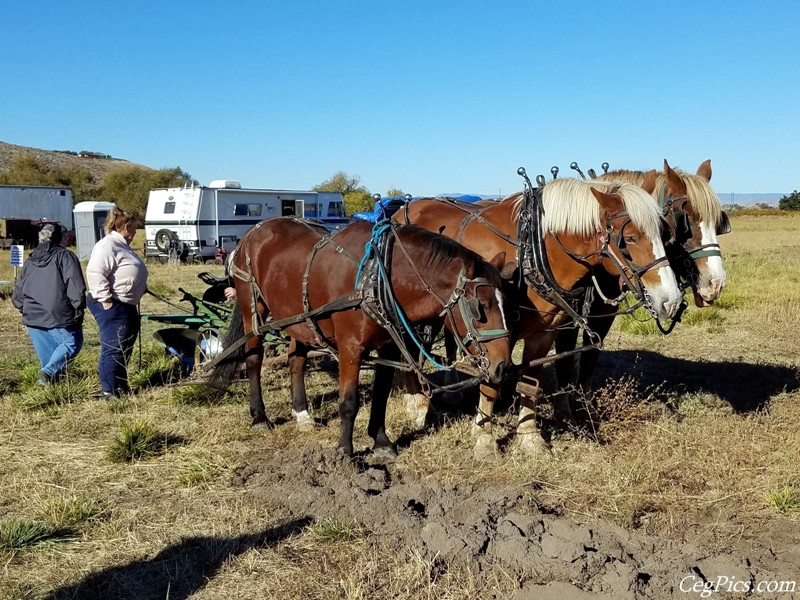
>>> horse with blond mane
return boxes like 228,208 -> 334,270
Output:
398,173 -> 682,460
553,160 -> 729,420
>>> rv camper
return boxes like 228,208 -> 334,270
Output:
144,180 -> 346,262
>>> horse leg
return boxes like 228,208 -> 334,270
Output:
515,343 -> 549,457
472,383 -> 500,462
553,322 -> 580,427
367,345 -> 399,460
571,309 -> 615,424
288,338 -> 314,431
246,337 -> 270,427
336,347 -> 363,457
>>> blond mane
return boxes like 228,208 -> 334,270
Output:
528,178 -> 663,241
601,168 -> 722,224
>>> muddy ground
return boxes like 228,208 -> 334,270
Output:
234,441 -> 800,599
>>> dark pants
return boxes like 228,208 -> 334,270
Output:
88,301 -> 139,395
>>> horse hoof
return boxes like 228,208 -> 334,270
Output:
473,435 -> 497,463
291,409 -> 316,431
517,432 -> 551,458
371,445 -> 398,462
251,417 -> 274,430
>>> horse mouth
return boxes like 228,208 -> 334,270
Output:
693,289 -> 714,308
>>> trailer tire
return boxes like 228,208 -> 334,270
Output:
155,229 -> 178,253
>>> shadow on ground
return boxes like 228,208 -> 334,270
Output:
44,517 -> 311,600
592,350 -> 799,412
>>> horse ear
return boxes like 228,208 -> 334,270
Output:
590,187 -> 625,218
641,169 -> 657,194
663,159 -> 687,197
488,251 -> 506,271
696,159 -> 712,182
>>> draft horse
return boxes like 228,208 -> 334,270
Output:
553,159 -> 730,413
398,174 -> 683,459
209,217 -> 511,458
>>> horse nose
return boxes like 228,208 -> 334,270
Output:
490,360 -> 506,384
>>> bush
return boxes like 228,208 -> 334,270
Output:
779,190 -> 800,211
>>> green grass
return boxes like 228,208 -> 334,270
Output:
12,376 -> 94,410
303,518 -> 366,545
0,518 -> 61,551
105,419 -> 181,463
766,485 -> 800,513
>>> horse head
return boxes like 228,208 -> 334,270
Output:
663,159 -> 728,306
397,227 -> 511,385
588,179 -> 683,320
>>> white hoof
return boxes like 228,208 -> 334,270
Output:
473,434 -> 497,463
291,409 -> 315,432
516,432 -> 551,458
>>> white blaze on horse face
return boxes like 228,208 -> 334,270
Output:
696,220 -> 727,301
495,289 -> 508,331
649,237 -> 682,320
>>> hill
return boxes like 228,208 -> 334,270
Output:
0,140 -> 152,183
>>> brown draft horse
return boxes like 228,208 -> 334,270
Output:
553,159 -> 729,412
210,217 -> 511,458
398,175 -> 682,459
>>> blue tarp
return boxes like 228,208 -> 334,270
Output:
353,195 -> 486,223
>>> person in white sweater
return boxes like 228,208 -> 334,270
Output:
86,208 -> 148,399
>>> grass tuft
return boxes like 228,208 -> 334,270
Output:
766,485 -> 800,513
36,494 -> 107,529
0,518 -> 60,550
106,419 -> 181,463
303,518 -> 366,545
12,376 -> 94,410
178,456 -> 225,488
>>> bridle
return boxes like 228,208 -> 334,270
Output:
358,220 -> 510,390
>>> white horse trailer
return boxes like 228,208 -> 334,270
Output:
144,181 -> 345,262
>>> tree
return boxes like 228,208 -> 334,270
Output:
314,171 -> 373,215
102,166 -> 192,220
385,187 -> 404,198
0,154 -> 100,201
778,190 -> 800,211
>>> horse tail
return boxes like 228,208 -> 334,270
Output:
207,303 -> 246,394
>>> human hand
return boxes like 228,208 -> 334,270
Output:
223,287 -> 237,300
102,301 -> 113,310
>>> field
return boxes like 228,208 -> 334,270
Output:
1,214 -> 799,599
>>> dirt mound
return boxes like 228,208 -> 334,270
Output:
234,443 -> 800,599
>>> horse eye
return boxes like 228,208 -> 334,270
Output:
623,236 -> 636,245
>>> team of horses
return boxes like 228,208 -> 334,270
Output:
209,160 -> 728,460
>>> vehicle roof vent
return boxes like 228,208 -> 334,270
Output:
208,180 -> 242,189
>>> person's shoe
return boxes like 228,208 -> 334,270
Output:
37,370 -> 55,386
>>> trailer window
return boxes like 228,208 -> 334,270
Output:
328,201 -> 346,218
164,201 -> 176,214
234,203 -> 262,216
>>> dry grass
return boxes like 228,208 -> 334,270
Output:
1,215 -> 799,597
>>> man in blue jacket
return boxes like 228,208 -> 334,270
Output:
12,223 -> 86,385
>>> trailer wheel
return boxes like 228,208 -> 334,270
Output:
155,229 -> 178,253
194,328 -> 223,373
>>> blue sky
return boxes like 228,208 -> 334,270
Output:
2,1 -> 798,197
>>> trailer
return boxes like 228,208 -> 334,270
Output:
0,184 -> 74,225
144,180 -> 346,263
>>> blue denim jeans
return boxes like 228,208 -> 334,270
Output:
26,326 -> 84,378
88,301 -> 140,395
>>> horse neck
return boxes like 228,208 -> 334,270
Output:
390,239 -> 463,322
